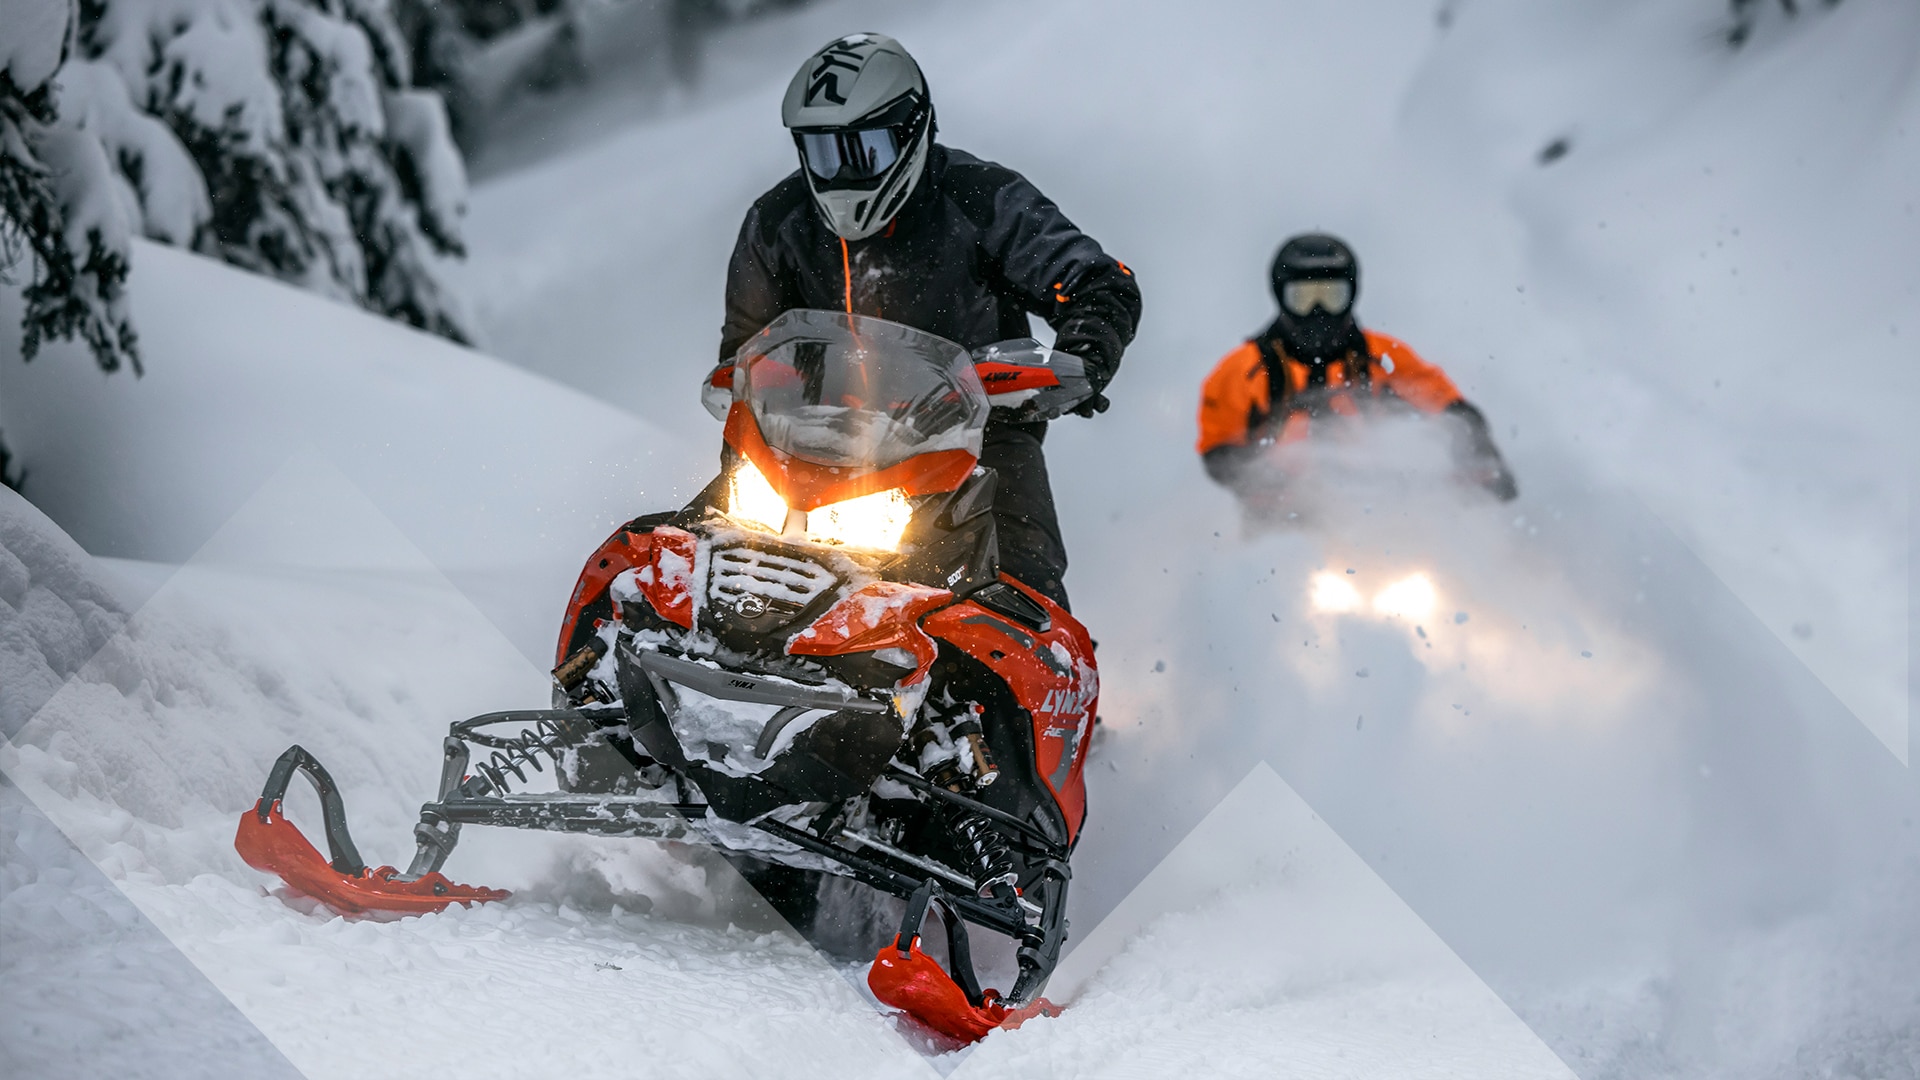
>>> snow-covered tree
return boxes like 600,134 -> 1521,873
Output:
5,0 -> 474,377
77,0 -> 473,341
1,0 -> 140,374
1729,0 -> 1845,47
3,0 -> 473,488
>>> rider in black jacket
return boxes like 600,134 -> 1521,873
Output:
719,32 -> 1141,609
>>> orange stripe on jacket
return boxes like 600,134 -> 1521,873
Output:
1194,329 -> 1463,455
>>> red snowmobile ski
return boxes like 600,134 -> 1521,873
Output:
237,310 -> 1102,1041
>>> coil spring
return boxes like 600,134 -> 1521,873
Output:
471,716 -> 576,795
952,813 -> 1018,898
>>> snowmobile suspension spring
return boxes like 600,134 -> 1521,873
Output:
952,813 -> 1018,898
471,715 -> 578,795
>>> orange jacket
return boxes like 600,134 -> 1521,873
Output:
1195,329 -> 1462,455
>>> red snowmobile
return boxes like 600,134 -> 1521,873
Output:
236,310 -> 1102,1042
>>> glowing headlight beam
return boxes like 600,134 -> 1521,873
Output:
1372,574 -> 1437,620
808,487 -> 913,552
1310,572 -> 1364,614
727,459 -> 788,534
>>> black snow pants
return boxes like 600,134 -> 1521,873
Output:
981,420 -> 1070,612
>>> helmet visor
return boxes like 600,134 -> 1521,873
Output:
1281,278 -> 1353,317
797,127 -> 903,188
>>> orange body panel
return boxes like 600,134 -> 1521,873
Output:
634,526 -> 699,629
788,580 -> 953,684
922,576 -> 1097,842
556,526 -> 659,665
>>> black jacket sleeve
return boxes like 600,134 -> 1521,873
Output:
718,180 -> 806,362
1443,400 -> 1519,501
958,165 -> 1142,389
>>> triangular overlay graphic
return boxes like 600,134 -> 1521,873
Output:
0,773 -> 306,1079
2,449 -> 934,1080
1641,494 -> 1910,766
953,762 -> 1578,1077
3,484 -> 298,1079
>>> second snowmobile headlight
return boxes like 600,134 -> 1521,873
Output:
1372,573 -> 1437,619
807,487 -> 913,553
728,460 -> 789,534
1310,571 -> 1364,613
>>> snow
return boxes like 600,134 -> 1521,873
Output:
0,775 -> 303,1080
134,1 -> 287,153
384,88 -> 470,240
0,239 -> 707,662
273,2 -> 385,139
4,0 -> 1919,1076
53,60 -> 213,247
966,764 -> 1577,1079
0,0 -> 69,91
0,488 -> 122,739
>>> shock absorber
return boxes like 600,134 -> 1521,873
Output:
951,811 -> 1019,907
467,714 -> 582,795
915,700 -> 999,792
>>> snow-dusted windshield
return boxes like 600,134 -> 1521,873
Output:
732,310 -> 988,469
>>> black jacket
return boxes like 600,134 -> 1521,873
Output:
720,144 -> 1141,390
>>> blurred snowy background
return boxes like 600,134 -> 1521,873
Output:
2,1 -> 1915,1077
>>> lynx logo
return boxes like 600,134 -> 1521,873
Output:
806,41 -> 867,106
1039,681 -> 1096,720
729,678 -> 756,690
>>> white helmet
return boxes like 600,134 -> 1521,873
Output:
781,33 -> 933,241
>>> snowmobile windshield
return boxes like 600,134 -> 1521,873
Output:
732,310 -> 988,470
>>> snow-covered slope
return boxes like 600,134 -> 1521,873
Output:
3,0 -> 1917,1077
0,489 -> 305,1080
0,238 -> 716,664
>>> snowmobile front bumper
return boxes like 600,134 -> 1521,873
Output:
867,880 -> 1062,1043
234,745 -> 507,915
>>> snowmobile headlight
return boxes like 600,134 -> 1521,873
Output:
728,459 -> 789,534
807,487 -> 913,553
1310,570 -> 1439,620
1372,574 -> 1437,619
1310,571 -> 1364,613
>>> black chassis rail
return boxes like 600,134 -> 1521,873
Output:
403,706 -> 1071,1002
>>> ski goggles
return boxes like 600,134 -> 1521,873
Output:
1281,278 -> 1353,317
796,126 -> 907,188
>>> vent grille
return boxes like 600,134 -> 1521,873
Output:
709,545 -> 837,618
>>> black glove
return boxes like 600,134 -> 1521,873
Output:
1054,339 -> 1115,419
1443,401 -> 1518,501
1069,392 -> 1110,418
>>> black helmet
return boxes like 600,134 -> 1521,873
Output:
1269,234 -> 1360,362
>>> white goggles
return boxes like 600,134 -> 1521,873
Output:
1281,279 -> 1353,317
